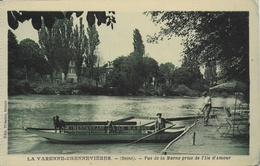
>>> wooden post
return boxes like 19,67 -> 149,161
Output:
161,120 -> 198,154
139,121 -> 141,134
192,132 -> 196,145
162,151 -> 167,155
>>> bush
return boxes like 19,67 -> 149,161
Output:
34,84 -> 56,94
8,79 -> 31,95
175,84 -> 194,96
220,92 -> 229,98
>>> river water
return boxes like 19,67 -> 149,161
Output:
8,95 -> 237,154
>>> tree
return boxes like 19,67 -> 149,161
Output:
85,25 -> 100,78
8,30 -> 20,78
93,51 -> 105,87
38,21 -> 58,82
52,17 -> 74,81
172,67 -> 193,88
19,38 -> 50,80
158,62 -> 175,87
72,17 -> 88,82
142,56 -> 159,92
122,54 -> 144,94
133,29 -> 145,57
106,56 -> 126,89
146,12 -> 249,86
39,16 -> 77,82
204,61 -> 217,86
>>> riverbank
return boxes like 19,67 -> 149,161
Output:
8,80 -> 201,96
8,80 -> 232,98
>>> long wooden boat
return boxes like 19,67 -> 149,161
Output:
23,120 -> 186,144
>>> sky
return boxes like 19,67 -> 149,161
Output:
12,12 -> 184,67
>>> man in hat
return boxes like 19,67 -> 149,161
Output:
201,91 -> 212,126
155,113 -> 173,131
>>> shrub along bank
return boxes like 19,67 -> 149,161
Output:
9,80 -> 225,97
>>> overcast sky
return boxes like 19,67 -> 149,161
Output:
12,12 -> 184,67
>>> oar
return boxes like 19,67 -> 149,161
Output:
140,121 -> 155,127
136,116 -> 203,121
166,116 -> 203,121
126,124 -> 176,146
112,116 -> 135,124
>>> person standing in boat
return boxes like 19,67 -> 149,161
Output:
155,113 -> 173,131
201,91 -> 212,126
53,116 -> 59,133
53,115 -> 63,133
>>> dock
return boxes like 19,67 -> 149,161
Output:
161,115 -> 249,155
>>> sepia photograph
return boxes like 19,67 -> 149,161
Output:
1,0 -> 259,166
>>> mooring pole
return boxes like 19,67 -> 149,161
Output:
192,132 -> 196,145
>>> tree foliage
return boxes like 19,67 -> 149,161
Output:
158,62 -> 175,85
86,25 -> 100,78
19,38 -> 50,79
142,56 -> 159,92
204,61 -> 217,86
106,30 -> 159,94
8,11 -> 116,30
8,30 -> 20,78
38,22 -> 57,80
8,31 -> 51,81
73,17 -> 88,82
146,12 -> 249,86
107,54 -> 145,94
133,29 -> 145,57
52,17 -> 74,80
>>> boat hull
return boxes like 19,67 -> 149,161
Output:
24,127 -> 185,144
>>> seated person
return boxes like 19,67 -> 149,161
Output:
155,113 -> 173,131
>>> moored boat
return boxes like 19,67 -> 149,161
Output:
23,119 -> 186,144
24,126 -> 185,144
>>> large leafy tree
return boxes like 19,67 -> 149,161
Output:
142,56 -> 159,92
73,17 -> 88,82
106,56 -> 126,89
204,61 -> 217,86
146,12 -> 249,86
172,67 -> 194,88
52,17 -> 74,81
107,54 -> 144,95
121,54 -> 144,94
158,62 -> 175,87
38,21 -> 58,82
85,25 -> 100,78
19,38 -> 50,80
38,16 -> 76,82
133,29 -> 145,57
8,30 -> 20,78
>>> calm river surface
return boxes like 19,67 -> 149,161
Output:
8,95 -> 237,154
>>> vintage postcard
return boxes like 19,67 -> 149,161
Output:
0,0 -> 259,165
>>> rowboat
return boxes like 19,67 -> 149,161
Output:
24,126 -> 185,144
23,118 -> 186,144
